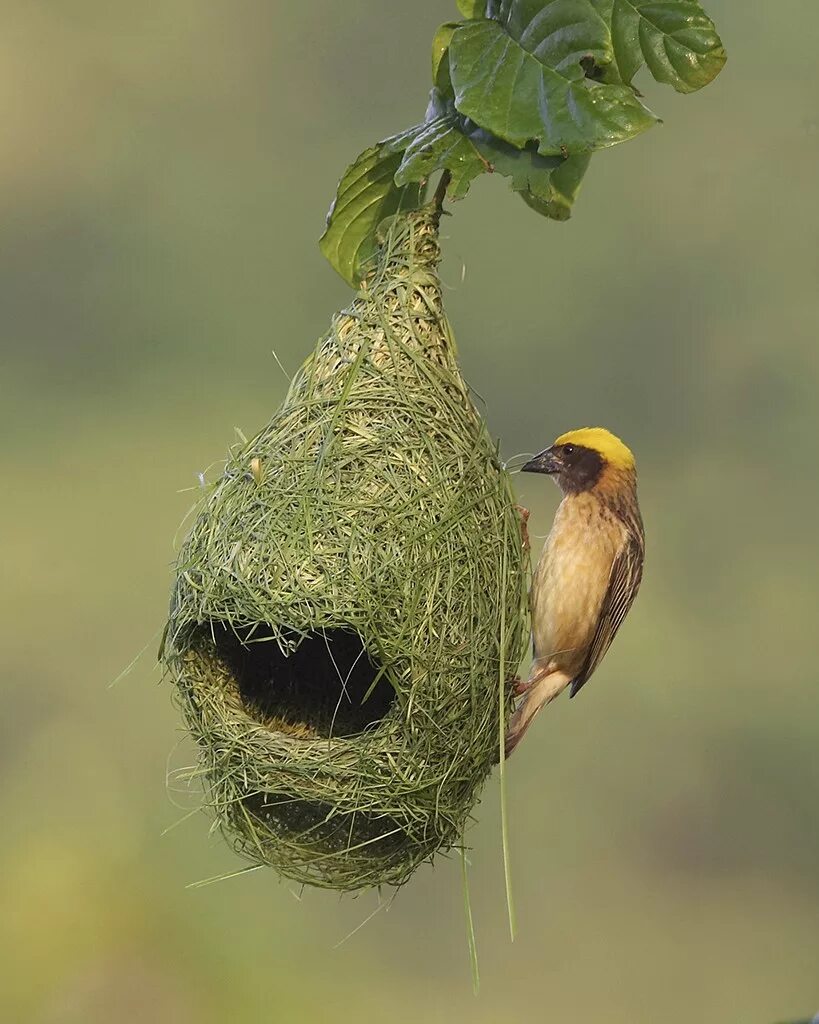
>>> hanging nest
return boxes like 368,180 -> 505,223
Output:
162,200 -> 529,890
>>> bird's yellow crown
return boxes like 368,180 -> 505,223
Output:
554,427 -> 636,471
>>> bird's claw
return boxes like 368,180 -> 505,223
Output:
509,676 -> 530,697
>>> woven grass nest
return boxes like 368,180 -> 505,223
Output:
163,200 -> 529,890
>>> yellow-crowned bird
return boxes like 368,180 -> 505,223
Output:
506,427 -> 645,757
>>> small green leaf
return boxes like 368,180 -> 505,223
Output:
320,144 -> 422,286
609,0 -> 726,92
449,12 -> 657,156
382,88 -> 488,199
432,23 -> 459,87
393,115 -> 487,200
456,0 -> 487,17
471,131 -> 592,219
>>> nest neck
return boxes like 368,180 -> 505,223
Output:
365,201 -> 443,292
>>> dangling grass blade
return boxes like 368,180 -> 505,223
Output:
460,844 -> 480,994
498,538 -> 516,941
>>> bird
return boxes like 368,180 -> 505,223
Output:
505,427 -> 645,757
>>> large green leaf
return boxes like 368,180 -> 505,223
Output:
320,144 -> 423,286
608,0 -> 726,92
448,4 -> 658,156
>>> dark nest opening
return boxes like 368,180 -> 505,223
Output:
196,623 -> 395,738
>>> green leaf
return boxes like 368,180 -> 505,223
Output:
456,0 -> 487,17
320,144 -> 423,286
448,8 -> 658,156
391,114 -> 488,200
384,86 -> 591,219
608,0 -> 726,92
432,22 -> 459,89
381,88 -> 486,199
471,131 -> 592,219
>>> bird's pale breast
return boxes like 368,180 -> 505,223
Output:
531,494 -> 626,676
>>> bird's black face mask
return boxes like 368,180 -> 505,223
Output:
522,444 -> 604,493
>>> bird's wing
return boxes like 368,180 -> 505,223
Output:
569,530 -> 644,698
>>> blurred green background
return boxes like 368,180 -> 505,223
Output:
2,2 -> 818,1021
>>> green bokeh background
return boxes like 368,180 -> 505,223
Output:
2,3 -> 817,1022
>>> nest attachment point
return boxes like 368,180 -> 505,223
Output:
163,201 -> 529,890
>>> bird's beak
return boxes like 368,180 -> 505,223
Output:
521,446 -> 561,475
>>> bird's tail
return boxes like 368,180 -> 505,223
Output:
504,669 -> 571,758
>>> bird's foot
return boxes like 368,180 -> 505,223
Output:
513,504 -> 530,553
509,676 -> 530,697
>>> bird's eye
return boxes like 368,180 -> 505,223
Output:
563,444 -> 575,456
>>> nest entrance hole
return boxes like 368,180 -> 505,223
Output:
200,623 -> 395,737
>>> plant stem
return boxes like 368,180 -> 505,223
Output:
432,169 -> 452,214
